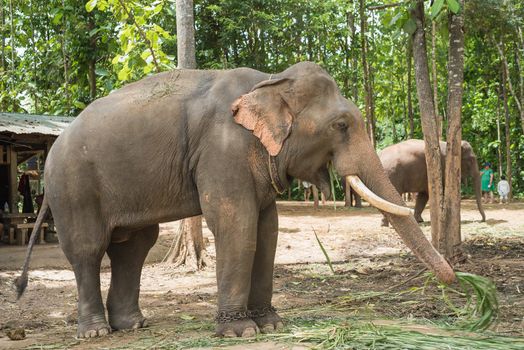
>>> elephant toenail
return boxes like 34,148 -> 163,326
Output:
241,327 -> 257,337
142,319 -> 148,327
223,329 -> 237,338
85,330 -> 97,338
98,328 -> 109,336
275,321 -> 284,330
132,322 -> 140,330
261,324 -> 275,333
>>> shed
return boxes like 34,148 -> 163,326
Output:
0,112 -> 73,214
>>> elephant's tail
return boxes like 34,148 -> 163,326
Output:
15,195 -> 50,299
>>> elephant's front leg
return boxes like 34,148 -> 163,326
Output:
248,202 -> 283,333
204,196 -> 260,337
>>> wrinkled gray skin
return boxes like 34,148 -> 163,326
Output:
379,139 -> 486,226
20,63 -> 455,338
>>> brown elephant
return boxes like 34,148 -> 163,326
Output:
16,63 -> 455,339
379,139 -> 486,226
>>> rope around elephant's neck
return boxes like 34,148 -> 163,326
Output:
268,152 -> 286,195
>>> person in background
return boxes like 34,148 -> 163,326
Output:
480,162 -> 494,204
497,175 -> 510,204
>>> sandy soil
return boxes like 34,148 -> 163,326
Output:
0,199 -> 522,349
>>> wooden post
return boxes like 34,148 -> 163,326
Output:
7,145 -> 18,213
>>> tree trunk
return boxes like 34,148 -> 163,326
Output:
360,0 -> 375,147
502,59 -> 513,201
87,12 -> 97,101
410,0 -> 443,248
407,41 -> 414,139
9,0 -> 15,110
1,1 -> 6,111
170,0 -> 207,270
431,20 -> 441,139
496,39 -> 523,133
176,0 -> 196,69
496,91 -> 503,177
165,217 -> 208,268
61,0 -> 70,113
440,1 -> 464,260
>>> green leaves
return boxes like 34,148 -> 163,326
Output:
430,0 -> 461,19
430,0 -> 445,19
447,0 -> 461,14
90,0 -> 174,81
85,0 -> 97,12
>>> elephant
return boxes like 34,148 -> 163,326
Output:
379,139 -> 486,226
16,62 -> 456,339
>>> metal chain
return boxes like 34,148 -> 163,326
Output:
215,310 -> 249,324
248,306 -> 277,319
215,306 -> 277,323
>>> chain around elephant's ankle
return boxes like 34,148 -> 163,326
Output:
248,306 -> 277,319
215,310 -> 250,324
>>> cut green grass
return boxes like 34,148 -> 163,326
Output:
270,318 -> 524,350
436,271 -> 499,331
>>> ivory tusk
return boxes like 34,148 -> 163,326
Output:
347,175 -> 414,217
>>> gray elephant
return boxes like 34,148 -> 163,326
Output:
16,62 -> 455,338
379,139 -> 486,226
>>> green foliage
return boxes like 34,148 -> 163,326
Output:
86,0 -> 175,81
1,0 -> 524,194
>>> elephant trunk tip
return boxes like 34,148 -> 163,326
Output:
434,262 -> 457,285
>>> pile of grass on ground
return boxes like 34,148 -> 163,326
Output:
97,316 -> 523,349
270,318 -> 524,350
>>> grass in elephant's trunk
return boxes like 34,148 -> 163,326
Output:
433,271 -> 499,331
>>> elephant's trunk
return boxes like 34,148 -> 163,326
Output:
470,160 -> 486,222
335,142 -> 456,285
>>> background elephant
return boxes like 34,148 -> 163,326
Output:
379,139 -> 486,226
17,63 -> 455,339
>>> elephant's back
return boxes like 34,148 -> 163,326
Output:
379,139 -> 428,193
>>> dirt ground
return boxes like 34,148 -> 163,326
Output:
0,200 -> 523,349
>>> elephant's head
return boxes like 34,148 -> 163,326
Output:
233,62 -> 456,284
461,141 -> 486,222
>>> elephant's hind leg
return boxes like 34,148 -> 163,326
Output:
58,220 -> 111,338
106,225 -> 159,331
414,192 -> 429,223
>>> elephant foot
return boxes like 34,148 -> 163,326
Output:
109,311 -> 148,331
249,306 -> 284,333
77,316 -> 112,338
215,311 -> 259,337
415,217 -> 424,223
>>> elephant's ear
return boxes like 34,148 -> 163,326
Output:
232,78 -> 294,156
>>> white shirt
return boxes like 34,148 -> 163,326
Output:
497,180 -> 510,196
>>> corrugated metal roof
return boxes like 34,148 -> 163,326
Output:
0,112 -> 73,136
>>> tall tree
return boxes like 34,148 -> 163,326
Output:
0,0 -> 6,111
165,0 -> 208,269
407,41 -> 415,139
431,19 -> 441,139
440,0 -> 465,260
360,0 -> 375,147
501,57 -> 513,200
410,0 -> 443,247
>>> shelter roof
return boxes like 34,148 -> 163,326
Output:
0,112 -> 72,137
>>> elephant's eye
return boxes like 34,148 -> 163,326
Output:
332,120 -> 348,130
